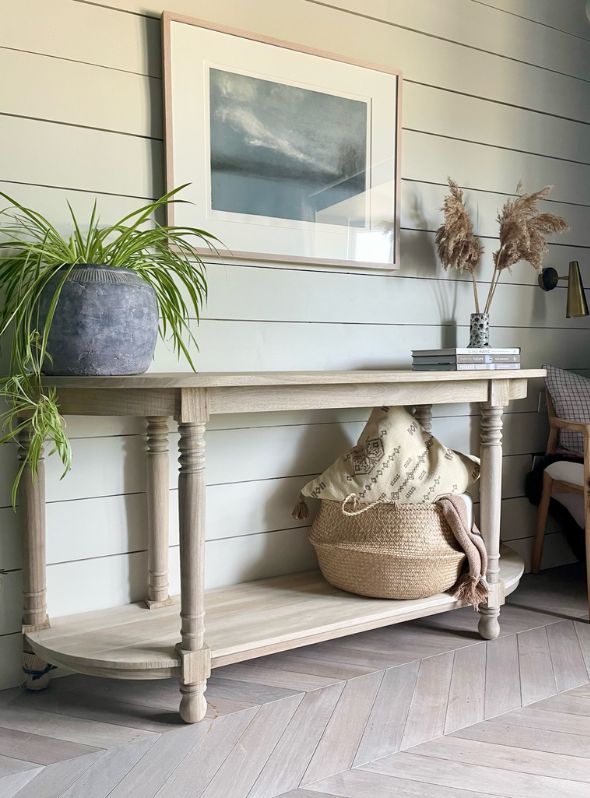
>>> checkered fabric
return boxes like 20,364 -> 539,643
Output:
545,364 -> 590,455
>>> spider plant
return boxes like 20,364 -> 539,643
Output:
0,185 -> 216,505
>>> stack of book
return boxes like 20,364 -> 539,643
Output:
411,347 -> 520,371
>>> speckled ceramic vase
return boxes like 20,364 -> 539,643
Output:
39,264 -> 159,376
468,312 -> 490,348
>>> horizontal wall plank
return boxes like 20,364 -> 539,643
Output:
7,45 -> 590,169
320,0 -> 590,80
3,118 -> 587,237
79,0 -> 590,122
404,84 -> 590,166
509,529 -> 578,572
67,0 -> 590,77
401,181 -> 590,249
403,131 -> 590,207
0,117 -> 161,198
145,320 -> 590,374
1,0 -> 159,76
0,453 -> 534,572
0,526 -> 317,628
475,0 -> 590,41
3,180 -> 587,283
202,261 -> 590,332
0,49 -> 161,138
0,399 -> 547,507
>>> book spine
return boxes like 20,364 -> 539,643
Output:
412,363 -> 521,371
412,355 -> 520,364
412,348 -> 520,356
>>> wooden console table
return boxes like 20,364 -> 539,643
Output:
21,369 -> 544,723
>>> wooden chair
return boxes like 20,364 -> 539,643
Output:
532,393 -> 590,615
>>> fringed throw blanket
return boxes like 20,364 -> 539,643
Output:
436,494 -> 489,608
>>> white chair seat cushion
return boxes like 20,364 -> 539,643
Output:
545,460 -> 585,528
545,460 -> 584,486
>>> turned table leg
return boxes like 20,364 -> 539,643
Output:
478,397 -> 506,641
177,409 -> 210,723
145,417 -> 172,608
19,429 -> 52,690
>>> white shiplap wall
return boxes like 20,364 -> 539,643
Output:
1,0 -> 589,688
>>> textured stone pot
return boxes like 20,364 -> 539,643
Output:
468,312 -> 490,348
39,264 -> 158,376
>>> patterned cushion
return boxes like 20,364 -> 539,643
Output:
545,364 -> 590,455
301,405 -> 480,504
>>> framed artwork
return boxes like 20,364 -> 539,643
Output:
162,12 -> 402,269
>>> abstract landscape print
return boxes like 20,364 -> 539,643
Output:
209,68 -> 369,229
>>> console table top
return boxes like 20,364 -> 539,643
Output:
43,368 -> 546,389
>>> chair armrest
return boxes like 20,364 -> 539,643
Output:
550,416 -> 590,436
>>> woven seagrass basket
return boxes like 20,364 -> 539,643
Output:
309,499 -> 466,599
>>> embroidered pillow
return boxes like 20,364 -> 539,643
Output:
545,364 -> 590,455
301,405 -> 480,505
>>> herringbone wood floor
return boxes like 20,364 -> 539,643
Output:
0,564 -> 588,798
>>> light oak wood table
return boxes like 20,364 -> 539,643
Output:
21,369 -> 544,723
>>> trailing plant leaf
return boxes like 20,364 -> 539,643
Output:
0,185 -> 215,505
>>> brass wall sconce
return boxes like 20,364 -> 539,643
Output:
538,260 -> 589,318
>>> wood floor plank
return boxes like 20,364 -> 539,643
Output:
301,671 -> 383,785
484,634 -> 521,718
0,767 -> 44,798
206,675 -> 300,706
217,662 -> 339,692
0,754 -> 40,777
517,626 -> 558,706
57,675 -> 182,712
280,791 -> 341,798
262,652 -> 373,680
363,750 -> 590,797
307,767 -> 494,797
14,751 -> 107,798
9,686 -> 194,733
400,651 -> 454,750
154,707 -> 259,798
0,703 -> 157,748
61,737 -> 158,798
0,725 -> 100,765
201,693 -> 305,798
108,720 -> 214,798
533,693 -> 590,717
454,718 -> 590,757
289,643 -> 413,672
247,684 -> 344,798
574,623 -> 590,675
496,706 -> 590,736
565,684 -> 590,699
353,661 -> 419,766
444,642 -> 486,734
408,735 -> 590,783
546,621 -> 589,691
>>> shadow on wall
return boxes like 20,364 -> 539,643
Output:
401,185 -> 460,348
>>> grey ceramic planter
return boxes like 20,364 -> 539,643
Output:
39,264 -> 159,376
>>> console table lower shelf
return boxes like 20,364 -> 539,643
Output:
27,546 -> 523,682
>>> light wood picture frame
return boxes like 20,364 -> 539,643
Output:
162,11 -> 402,270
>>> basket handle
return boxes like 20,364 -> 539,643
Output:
341,494 -> 384,517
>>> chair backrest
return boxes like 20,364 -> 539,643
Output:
546,390 -> 559,455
